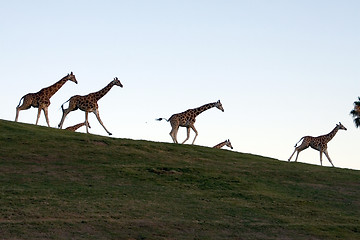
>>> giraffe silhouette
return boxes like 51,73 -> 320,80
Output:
58,77 -> 123,135
15,72 -> 77,127
288,122 -> 347,167
157,100 -> 224,144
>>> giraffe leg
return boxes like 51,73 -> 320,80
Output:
294,147 -> 306,162
181,127 -> 191,144
292,144 -> 309,162
35,107 -> 42,125
288,149 -> 297,161
174,126 -> 179,143
15,108 -> 21,122
324,149 -> 335,167
169,127 -> 178,143
190,125 -> 198,145
93,109 -> 112,135
85,112 -> 90,134
169,130 -> 175,143
15,106 -> 23,122
169,121 -> 179,143
85,119 -> 90,131
294,151 -> 301,162
58,101 -> 76,129
15,96 -> 32,122
43,107 -> 50,127
319,151 -> 323,166
58,110 -> 70,129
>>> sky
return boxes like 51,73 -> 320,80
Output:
1,0 -> 359,170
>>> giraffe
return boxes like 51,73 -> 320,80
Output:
213,139 -> 233,149
288,122 -> 347,167
65,121 -> 91,132
58,77 -> 123,135
157,100 -> 224,144
15,72 -> 77,127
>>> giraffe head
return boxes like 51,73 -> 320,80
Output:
226,139 -> 233,149
337,122 -> 347,131
215,100 -> 224,112
112,77 -> 123,88
66,72 -> 77,84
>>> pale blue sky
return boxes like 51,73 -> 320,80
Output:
1,0 -> 359,169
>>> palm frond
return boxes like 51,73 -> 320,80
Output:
350,109 -> 360,117
350,97 -> 360,128
354,101 -> 360,108
354,117 -> 360,128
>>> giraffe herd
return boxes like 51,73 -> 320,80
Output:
15,73 -> 122,136
14,72 -> 347,167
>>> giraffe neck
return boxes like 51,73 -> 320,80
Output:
214,141 -> 227,149
73,122 -> 86,130
192,102 -> 216,117
66,122 -> 86,131
91,81 -> 115,101
323,125 -> 340,143
41,76 -> 68,97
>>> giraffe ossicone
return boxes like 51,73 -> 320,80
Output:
157,100 -> 224,144
58,77 -> 123,135
288,122 -> 347,167
15,72 -> 77,127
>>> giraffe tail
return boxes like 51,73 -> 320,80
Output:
156,118 -> 169,122
16,96 -> 25,108
294,137 -> 305,147
60,99 -> 70,113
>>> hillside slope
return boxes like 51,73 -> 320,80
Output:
0,119 -> 359,240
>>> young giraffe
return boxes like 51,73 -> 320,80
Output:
157,100 -> 224,144
65,122 -> 91,132
58,77 -> 123,135
15,72 -> 77,127
213,139 -> 233,149
288,122 -> 347,167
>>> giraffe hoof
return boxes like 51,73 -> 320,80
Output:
109,133 -> 112,136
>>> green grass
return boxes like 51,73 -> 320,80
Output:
0,119 -> 359,239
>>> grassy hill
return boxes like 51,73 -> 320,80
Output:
0,119 -> 359,240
